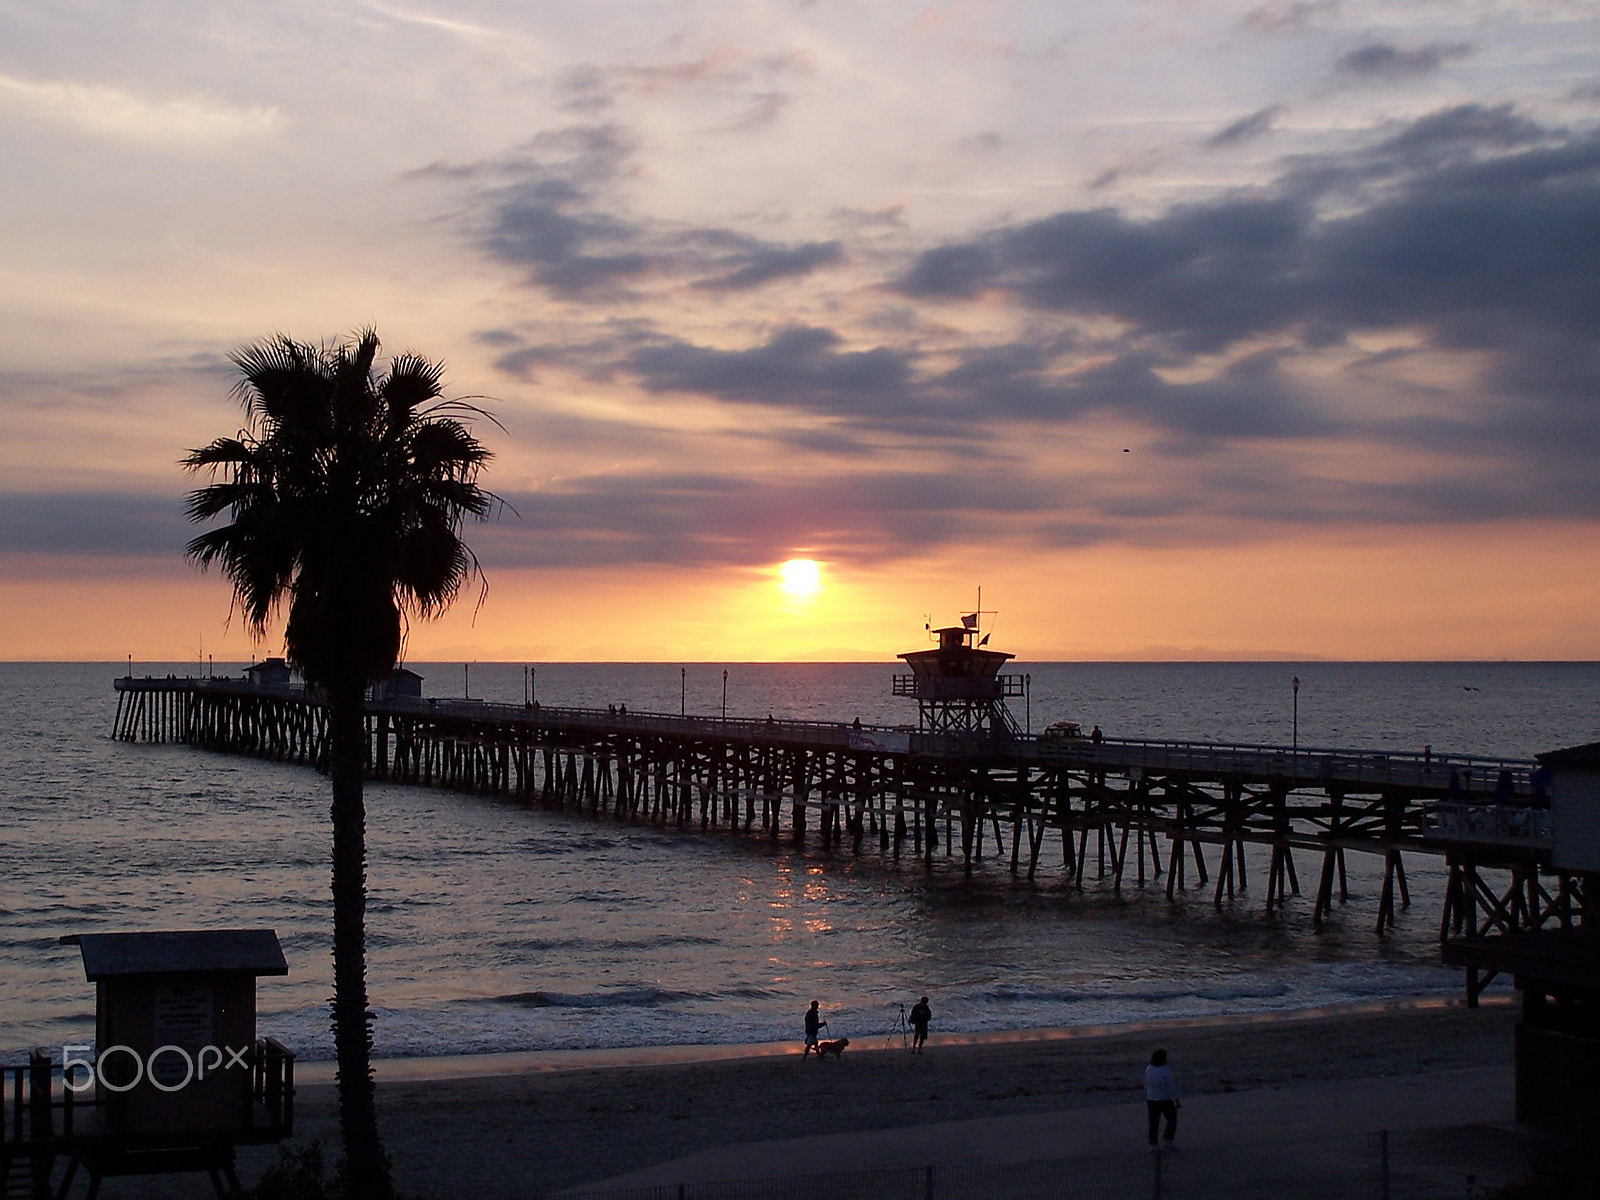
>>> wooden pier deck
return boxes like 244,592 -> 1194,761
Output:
112,675 -> 1578,960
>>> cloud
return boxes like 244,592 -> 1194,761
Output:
956,131 -> 1004,154
1240,1 -> 1340,33
627,326 -> 914,414
471,468 -> 1091,570
454,124 -> 848,299
1361,103 -> 1549,165
365,2 -> 501,41
1334,41 -> 1472,83
876,105 -> 1600,523
897,196 -> 1315,355
544,103 -> 1597,459
691,240 -> 844,290
1208,106 -> 1283,148
0,492 -> 189,557
895,105 -> 1600,356
601,104 -> 1600,523
610,317 -> 1324,451
437,105 -> 1600,565
553,47 -> 813,119
725,91 -> 790,130
0,73 -> 279,145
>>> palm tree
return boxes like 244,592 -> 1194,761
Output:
184,330 -> 495,1200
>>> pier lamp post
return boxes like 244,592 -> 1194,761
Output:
722,669 -> 728,721
1292,675 -> 1300,757
681,666 -> 686,716
464,662 -> 470,700
531,666 -> 537,705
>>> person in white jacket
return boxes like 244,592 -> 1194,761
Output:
1144,1048 -> 1180,1149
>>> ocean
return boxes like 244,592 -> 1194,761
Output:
2,660 -> 1596,1064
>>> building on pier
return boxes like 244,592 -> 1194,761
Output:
894,619 -> 1024,738
242,658 -> 292,690
371,666 -> 424,702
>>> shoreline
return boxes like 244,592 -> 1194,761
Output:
293,992 -> 1514,1084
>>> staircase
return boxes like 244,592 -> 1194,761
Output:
1,1150 -> 50,1200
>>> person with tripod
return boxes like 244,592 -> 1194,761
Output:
909,996 -> 932,1054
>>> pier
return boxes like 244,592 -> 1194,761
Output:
111,670 -> 1577,960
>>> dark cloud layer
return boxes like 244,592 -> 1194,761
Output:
0,473 -> 1076,573
895,106 -> 1600,369
416,104 -> 1600,568
0,492 -> 189,557
608,105 -> 1600,534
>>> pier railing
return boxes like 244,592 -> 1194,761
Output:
1033,735 -> 1535,796
407,696 -> 871,750
113,674 -> 1536,800
1427,801 -> 1551,847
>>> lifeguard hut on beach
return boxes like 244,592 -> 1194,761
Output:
894,614 -> 1023,738
0,930 -> 295,1199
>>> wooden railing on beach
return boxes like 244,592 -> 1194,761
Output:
1,1039 -> 293,1199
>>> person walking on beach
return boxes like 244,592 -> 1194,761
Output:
1144,1048 -> 1180,1150
803,1000 -> 827,1058
909,996 -> 932,1054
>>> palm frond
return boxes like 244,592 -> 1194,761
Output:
188,327 -> 500,685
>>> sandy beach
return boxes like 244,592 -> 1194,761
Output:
188,998 -> 1529,1199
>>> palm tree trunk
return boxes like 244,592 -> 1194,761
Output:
328,680 -> 395,1200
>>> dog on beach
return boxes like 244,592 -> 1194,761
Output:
813,1037 -> 849,1060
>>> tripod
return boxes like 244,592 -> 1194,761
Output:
885,1002 -> 909,1050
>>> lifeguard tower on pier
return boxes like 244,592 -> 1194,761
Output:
894,617 -> 1023,738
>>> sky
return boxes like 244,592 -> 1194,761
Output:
2,0 -> 1599,662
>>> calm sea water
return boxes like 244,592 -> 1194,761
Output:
2,661 -> 1596,1063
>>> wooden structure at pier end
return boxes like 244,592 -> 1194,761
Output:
112,645 -> 1590,962
895,621 -> 1023,737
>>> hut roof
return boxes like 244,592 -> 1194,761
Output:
64,929 -> 288,980
1537,742 -> 1600,768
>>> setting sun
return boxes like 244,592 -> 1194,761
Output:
778,558 -> 823,598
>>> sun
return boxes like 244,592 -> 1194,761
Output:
778,558 -> 823,598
